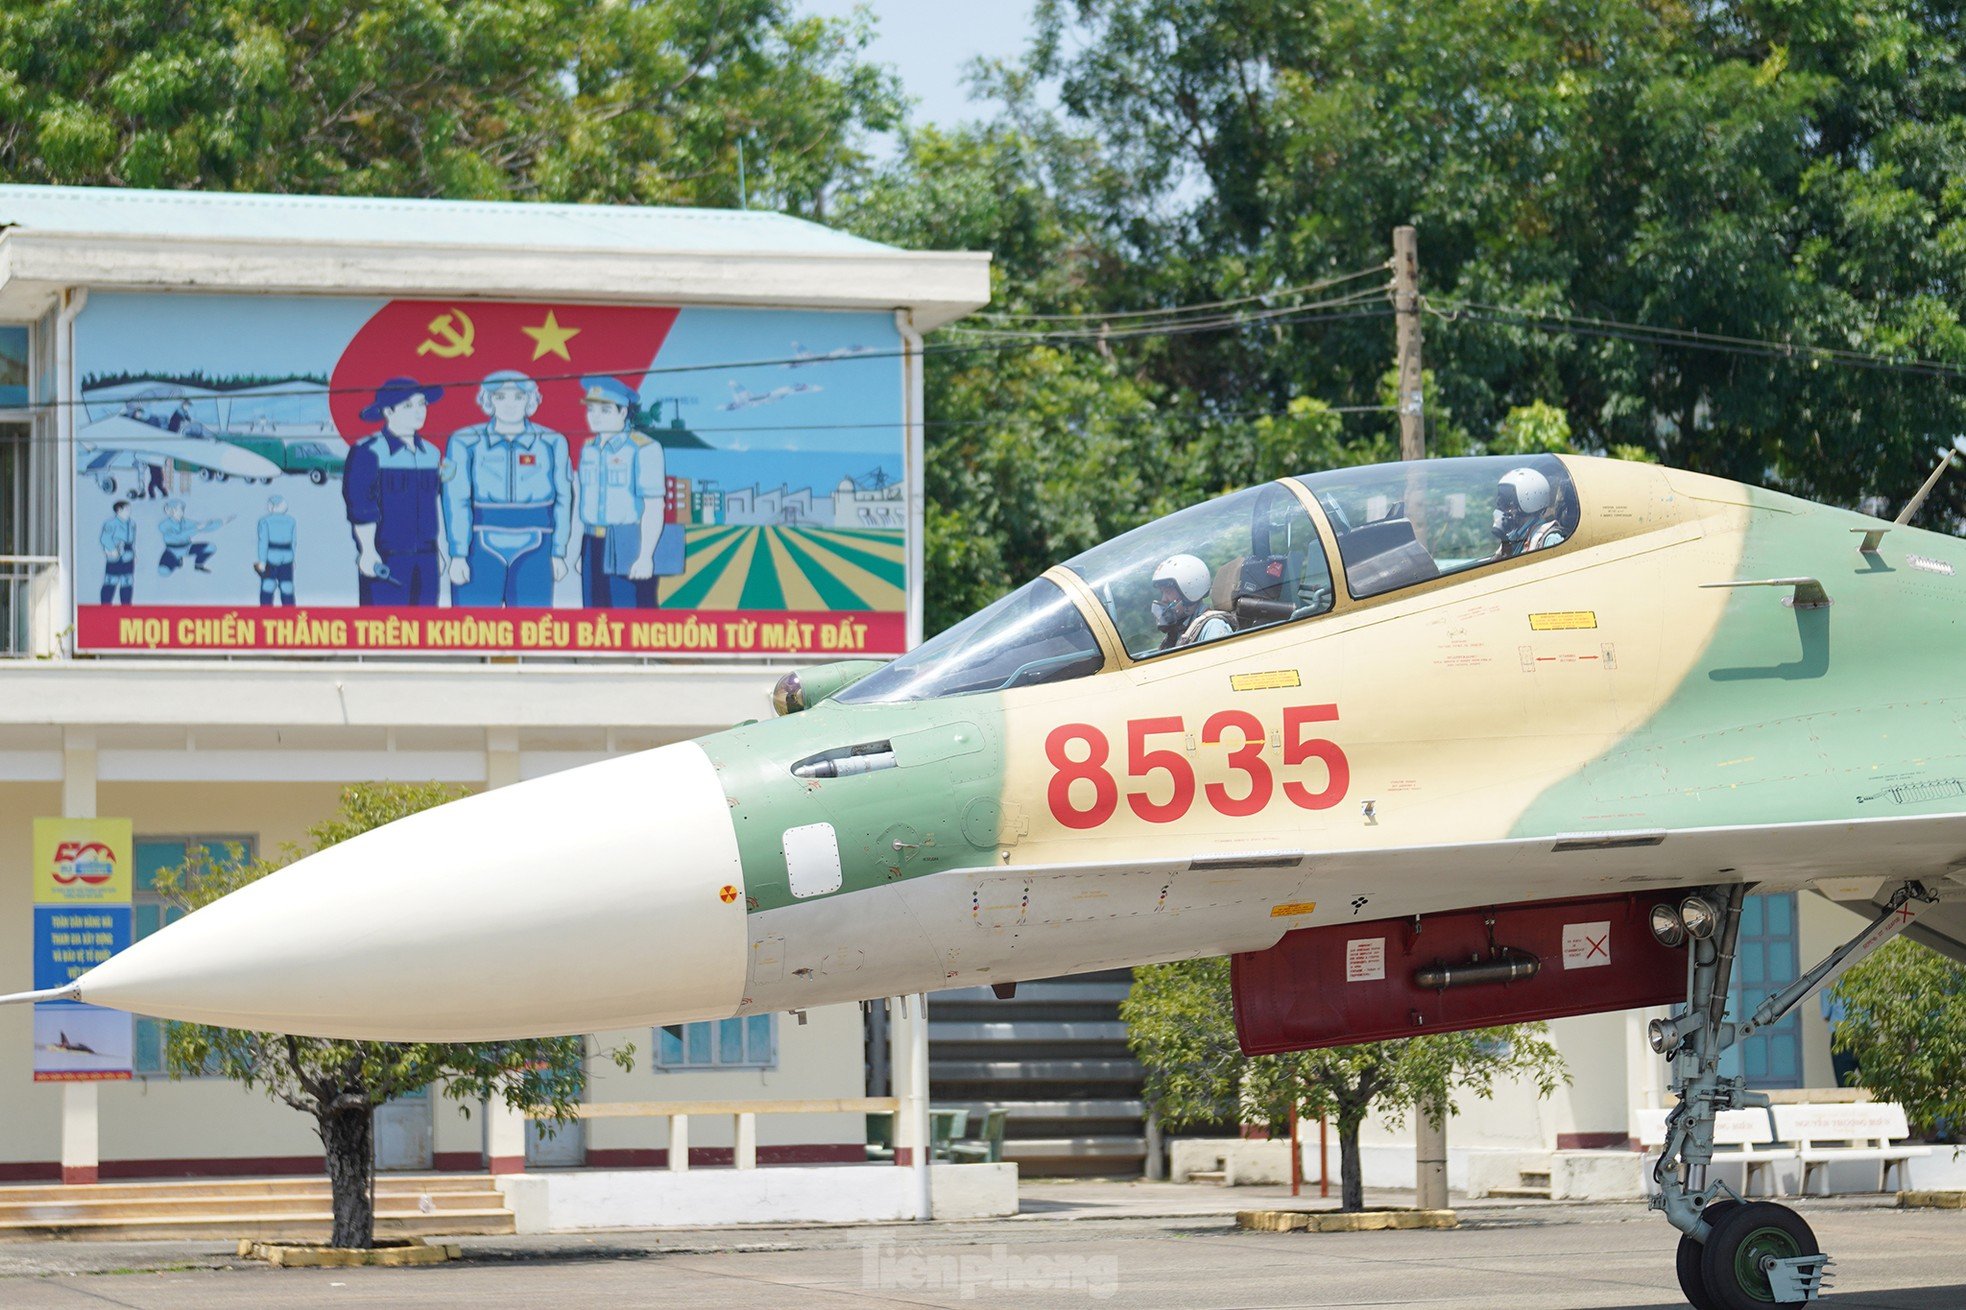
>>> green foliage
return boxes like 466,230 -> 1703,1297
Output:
1004,0 -> 1966,519
1122,958 -> 1566,1206
1830,938 -> 1966,1137
154,782 -> 631,1126
1124,957 -> 1565,1130
1491,401 -> 1572,457
0,1 -> 900,210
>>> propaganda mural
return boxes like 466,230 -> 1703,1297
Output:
72,293 -> 909,657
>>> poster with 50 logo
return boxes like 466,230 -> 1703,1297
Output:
1044,705 -> 1350,830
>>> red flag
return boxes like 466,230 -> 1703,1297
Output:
328,300 -> 680,457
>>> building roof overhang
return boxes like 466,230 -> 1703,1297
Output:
0,186 -> 992,328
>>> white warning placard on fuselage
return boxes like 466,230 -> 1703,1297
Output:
1562,921 -> 1612,969
1345,938 -> 1386,982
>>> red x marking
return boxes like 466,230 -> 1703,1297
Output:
1585,933 -> 1609,959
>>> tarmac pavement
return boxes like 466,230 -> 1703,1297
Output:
1,1181 -> 1961,1308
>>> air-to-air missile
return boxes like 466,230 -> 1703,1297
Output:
9,451 -> 1966,1309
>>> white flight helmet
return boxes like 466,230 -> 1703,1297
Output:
1495,466 -> 1553,538
1151,553 -> 1212,626
1498,466 -> 1553,515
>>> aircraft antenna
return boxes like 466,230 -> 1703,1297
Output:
1893,446 -> 1957,525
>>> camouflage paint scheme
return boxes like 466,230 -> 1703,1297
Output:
720,456 -> 1966,1015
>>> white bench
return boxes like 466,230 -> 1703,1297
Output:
1636,1107 -> 1793,1198
1774,1103 -> 1928,1196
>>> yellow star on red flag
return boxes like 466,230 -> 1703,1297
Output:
522,310 -> 581,362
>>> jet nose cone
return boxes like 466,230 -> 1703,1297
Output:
76,743 -> 747,1040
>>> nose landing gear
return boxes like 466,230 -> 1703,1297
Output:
1647,880 -> 1934,1307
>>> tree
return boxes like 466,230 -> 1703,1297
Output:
1026,0 -> 1966,522
154,783 -> 632,1249
1829,937 -> 1966,1140
0,0 -> 901,211
1122,957 -> 1566,1211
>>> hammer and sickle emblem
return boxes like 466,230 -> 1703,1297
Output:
416,309 -> 476,359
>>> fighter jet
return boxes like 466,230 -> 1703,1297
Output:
9,451 -> 1966,1309
787,341 -> 873,367
720,379 -> 823,410
79,412 -> 282,490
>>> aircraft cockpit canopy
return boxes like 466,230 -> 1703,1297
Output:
1064,482 -> 1333,658
836,576 -> 1104,704
1297,453 -> 1577,599
839,455 -> 1581,705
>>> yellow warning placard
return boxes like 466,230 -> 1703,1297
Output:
1529,611 -> 1598,632
1231,669 -> 1302,692
1269,901 -> 1317,918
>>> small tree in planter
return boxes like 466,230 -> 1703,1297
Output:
154,783 -> 633,1249
1829,937 -> 1966,1140
1123,957 -> 1566,1211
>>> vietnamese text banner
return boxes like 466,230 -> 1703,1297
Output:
31,819 -> 135,1083
77,606 -> 903,657
72,294 -> 912,658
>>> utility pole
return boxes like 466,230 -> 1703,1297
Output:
1393,226 -> 1424,461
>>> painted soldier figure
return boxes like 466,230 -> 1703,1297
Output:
255,495 -> 298,606
441,370 -> 571,608
573,375 -> 674,608
99,502 -> 136,604
343,377 -> 445,605
157,499 -> 225,575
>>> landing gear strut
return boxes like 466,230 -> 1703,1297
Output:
1647,880 -> 1935,1308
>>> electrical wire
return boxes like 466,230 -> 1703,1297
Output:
0,302 -> 1398,424
1433,297 -> 1966,385
964,265 -> 1390,323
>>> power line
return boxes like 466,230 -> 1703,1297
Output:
965,265 -> 1390,324
8,400 -> 1396,448
946,287 -> 1388,341
1433,297 -> 1966,385
6,302 -> 1397,416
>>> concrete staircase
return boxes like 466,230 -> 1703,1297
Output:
0,1173 -> 515,1241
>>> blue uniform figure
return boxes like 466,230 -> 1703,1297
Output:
442,370 -> 572,608
256,496 -> 297,606
99,502 -> 136,604
574,375 -> 676,609
344,377 -> 446,605
157,500 -> 224,575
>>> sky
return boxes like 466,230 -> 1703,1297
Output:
798,0 -> 1046,143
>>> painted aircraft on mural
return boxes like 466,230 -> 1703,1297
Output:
78,412 -> 284,491
12,452 -> 1966,1308
788,342 -> 874,367
721,379 -> 824,410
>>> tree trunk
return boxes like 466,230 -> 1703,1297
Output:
1338,1117 -> 1364,1213
319,1104 -> 375,1249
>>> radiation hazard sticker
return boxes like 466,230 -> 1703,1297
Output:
719,885 -> 739,904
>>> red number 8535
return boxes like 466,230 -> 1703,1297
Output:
1044,705 -> 1349,830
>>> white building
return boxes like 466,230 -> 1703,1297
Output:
0,185 -> 989,1184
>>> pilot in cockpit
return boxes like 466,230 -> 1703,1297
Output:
1151,553 -> 1235,650
1492,467 -> 1568,559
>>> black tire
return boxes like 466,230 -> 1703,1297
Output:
1675,1199 -> 1734,1310
308,468 -> 327,485
1700,1201 -> 1819,1310
198,468 -> 215,481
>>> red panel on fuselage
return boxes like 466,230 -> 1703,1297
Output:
1232,890 -> 1693,1053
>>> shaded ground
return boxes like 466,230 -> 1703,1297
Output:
1,1181 -> 1959,1308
